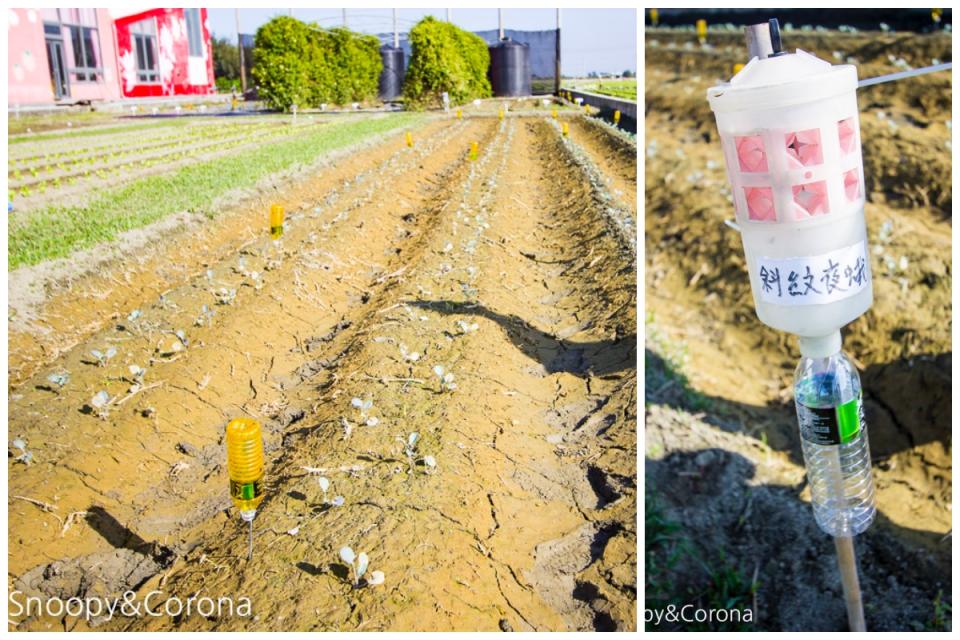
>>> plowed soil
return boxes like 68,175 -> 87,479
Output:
8,112 -> 637,631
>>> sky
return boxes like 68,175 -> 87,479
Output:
207,8 -> 637,74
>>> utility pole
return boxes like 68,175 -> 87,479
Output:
555,8 -> 562,95
236,8 -> 246,93
498,8 -> 504,40
446,9 -> 451,21
342,9 -> 347,28
393,9 -> 399,47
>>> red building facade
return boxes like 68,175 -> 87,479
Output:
7,7 -> 214,106
114,8 -> 214,98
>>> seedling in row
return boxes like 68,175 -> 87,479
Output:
195,304 -> 216,327
456,320 -> 479,335
47,372 -> 70,393
90,346 -> 117,367
461,283 -> 478,300
215,287 -> 237,305
128,365 -> 147,389
398,343 -> 420,362
339,547 -> 384,588
317,477 -> 345,507
351,397 -> 379,426
11,438 -> 33,465
401,432 -> 437,475
433,365 -> 457,392
90,390 -> 112,419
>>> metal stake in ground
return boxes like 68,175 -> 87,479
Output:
248,518 -> 254,561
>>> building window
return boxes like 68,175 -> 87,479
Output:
131,19 -> 160,83
46,8 -> 103,83
68,25 -> 101,81
185,9 -> 203,57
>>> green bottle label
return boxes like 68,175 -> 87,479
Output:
835,396 -> 862,444
798,394 -> 863,446
230,478 -> 263,501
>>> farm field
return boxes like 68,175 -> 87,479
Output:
645,28 -> 951,630
9,115 -> 338,218
7,101 -> 637,631
564,78 -> 638,101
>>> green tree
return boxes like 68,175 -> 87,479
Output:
212,37 -> 240,81
252,16 -> 382,111
252,16 -> 312,110
403,16 -> 491,109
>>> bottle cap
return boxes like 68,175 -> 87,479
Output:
798,330 -> 842,358
240,509 -> 257,522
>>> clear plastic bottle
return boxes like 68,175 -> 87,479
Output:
793,332 -> 875,537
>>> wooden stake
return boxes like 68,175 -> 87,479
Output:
834,535 -> 866,631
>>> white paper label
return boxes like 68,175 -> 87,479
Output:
755,240 -> 870,305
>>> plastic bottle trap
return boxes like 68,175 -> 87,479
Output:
707,22 -> 875,631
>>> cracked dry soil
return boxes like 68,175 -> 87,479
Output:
8,113 -> 637,631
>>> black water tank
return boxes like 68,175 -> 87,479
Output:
379,45 -> 405,100
488,39 -> 531,97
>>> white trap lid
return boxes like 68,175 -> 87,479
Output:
708,49 -> 858,113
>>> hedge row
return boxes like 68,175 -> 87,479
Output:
403,17 -> 492,109
252,16 -> 493,111
252,17 -> 382,111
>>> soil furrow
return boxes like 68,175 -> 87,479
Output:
567,117 -> 637,218
91,117 -> 637,632
7,117 -> 494,587
8,113 -> 636,632
8,116 -> 442,386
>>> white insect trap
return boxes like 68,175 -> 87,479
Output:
708,46 -> 871,351
708,21 -> 875,632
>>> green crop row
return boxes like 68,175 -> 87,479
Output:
9,113 -> 425,269
9,117 -> 289,168
9,118 -> 313,184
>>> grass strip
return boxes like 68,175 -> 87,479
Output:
565,79 -> 637,101
10,112 -> 425,269
591,86 -> 638,101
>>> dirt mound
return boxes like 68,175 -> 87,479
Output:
646,403 -> 950,631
